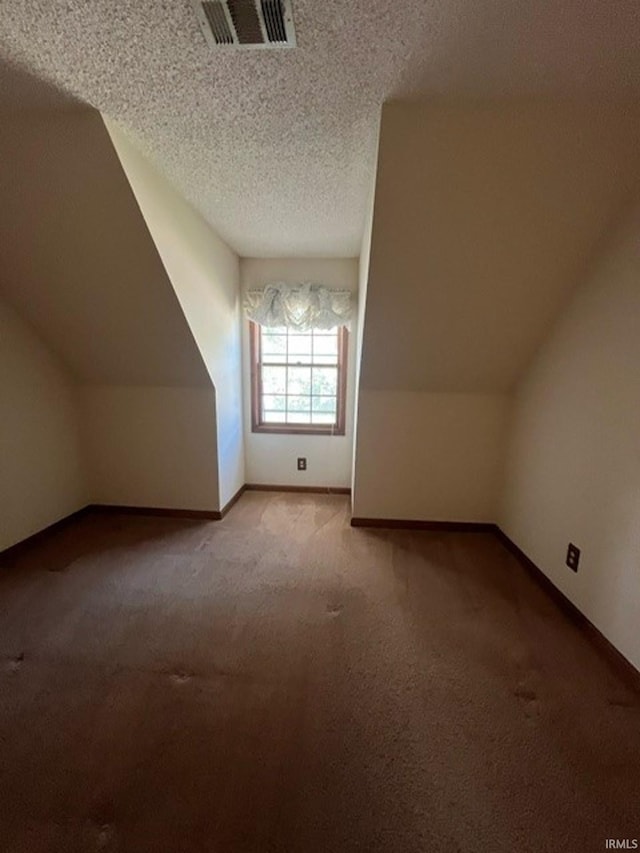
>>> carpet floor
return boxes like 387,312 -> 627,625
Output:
0,492 -> 638,852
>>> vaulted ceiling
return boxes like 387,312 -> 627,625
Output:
0,101 -> 211,388
2,1 -> 640,257
361,100 -> 640,393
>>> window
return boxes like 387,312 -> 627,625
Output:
250,322 -> 348,435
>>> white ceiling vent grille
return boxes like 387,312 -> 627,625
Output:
193,0 -> 296,49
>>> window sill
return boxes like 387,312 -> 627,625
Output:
252,423 -> 345,436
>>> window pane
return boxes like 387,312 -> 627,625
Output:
263,394 -> 286,412
311,412 -> 337,425
253,322 -> 345,433
288,396 -> 311,413
286,411 -> 311,424
262,365 -> 287,394
288,355 -> 313,366
261,332 -> 286,356
313,334 -> 338,356
288,366 -> 311,396
288,334 -> 313,357
312,396 -> 336,414
312,367 -> 337,396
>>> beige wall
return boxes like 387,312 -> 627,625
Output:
240,258 -> 358,488
501,204 -> 640,669
0,107 -> 228,520
353,390 -> 509,521
361,100 -> 640,393
0,299 -> 86,550
352,98 -> 640,523
0,111 -> 210,388
104,117 -> 245,507
81,386 -> 219,511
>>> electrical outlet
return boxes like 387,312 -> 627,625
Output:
566,542 -> 580,572
297,457 -> 307,471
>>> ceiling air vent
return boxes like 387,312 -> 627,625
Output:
192,0 -> 296,49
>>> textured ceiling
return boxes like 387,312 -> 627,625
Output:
1,1 -> 640,256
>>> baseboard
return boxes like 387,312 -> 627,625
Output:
218,484 -> 247,518
245,484 -> 351,495
0,506 -> 92,565
88,504 -> 220,520
89,485 -> 249,522
351,517 -> 496,532
494,527 -> 640,690
1,490 -> 247,562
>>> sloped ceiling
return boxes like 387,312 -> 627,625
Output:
0,56 -> 79,110
360,100 -> 640,393
1,2 -> 640,256
0,68 -> 211,387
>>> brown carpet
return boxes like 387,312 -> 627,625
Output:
0,492 -> 638,852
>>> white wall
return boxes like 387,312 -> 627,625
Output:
81,386 -> 219,511
104,117 -> 244,508
0,299 -> 86,550
353,390 -> 509,521
351,179 -> 376,501
240,258 -> 358,488
501,204 -> 640,669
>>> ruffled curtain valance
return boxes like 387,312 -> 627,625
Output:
243,282 -> 352,331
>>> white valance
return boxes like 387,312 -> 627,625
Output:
244,282 -> 352,331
